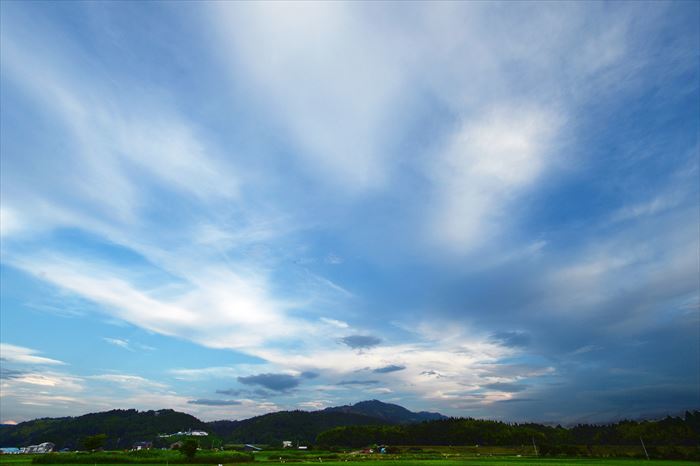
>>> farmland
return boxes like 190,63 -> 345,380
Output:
1,447 -> 699,466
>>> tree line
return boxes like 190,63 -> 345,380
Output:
315,410 -> 700,447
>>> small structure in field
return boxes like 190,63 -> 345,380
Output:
133,441 -> 153,451
282,441 -> 292,448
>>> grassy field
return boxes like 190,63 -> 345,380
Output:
2,455 -> 699,465
1,459 -> 698,466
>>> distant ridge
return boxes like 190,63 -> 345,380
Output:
0,400 -> 445,448
322,399 -> 446,424
206,410 -> 387,444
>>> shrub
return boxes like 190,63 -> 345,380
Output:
179,440 -> 198,461
33,451 -> 254,464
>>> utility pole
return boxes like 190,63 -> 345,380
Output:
640,437 -> 649,460
531,437 -> 538,457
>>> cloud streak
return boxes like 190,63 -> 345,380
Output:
0,344 -> 66,366
187,399 -> 242,406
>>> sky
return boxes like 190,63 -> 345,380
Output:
0,1 -> 698,426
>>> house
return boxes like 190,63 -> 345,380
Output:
160,429 -> 209,438
243,444 -> 262,452
25,443 -> 55,454
133,441 -> 153,451
282,441 -> 292,448
0,448 -> 21,454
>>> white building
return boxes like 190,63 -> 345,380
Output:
24,443 -> 55,454
159,429 -> 208,437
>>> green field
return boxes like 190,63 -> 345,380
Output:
0,460 -> 697,466
1,455 -> 698,466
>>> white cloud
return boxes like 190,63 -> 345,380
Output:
429,105 -> 561,253
368,387 -> 393,394
87,374 -> 167,390
103,338 -> 133,351
208,2 -> 406,191
169,366 -> 258,381
320,317 -> 349,329
9,253 -> 315,351
0,343 -> 66,366
298,400 -> 330,410
3,373 -> 83,391
0,206 -> 23,238
253,323 -> 524,403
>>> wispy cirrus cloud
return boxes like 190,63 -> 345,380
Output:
207,2 -> 406,191
0,343 -> 66,366
188,399 -> 241,406
320,317 -> 349,329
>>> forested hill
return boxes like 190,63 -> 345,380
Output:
0,409 -> 207,450
206,410 -> 388,444
205,400 -> 446,444
0,400 -> 437,448
322,400 -> 446,424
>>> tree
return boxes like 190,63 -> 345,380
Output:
83,434 -> 107,452
180,439 -> 198,461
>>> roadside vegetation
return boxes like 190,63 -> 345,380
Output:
29,450 -> 253,464
0,453 -> 698,466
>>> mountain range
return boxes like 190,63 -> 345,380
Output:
0,400 -> 445,448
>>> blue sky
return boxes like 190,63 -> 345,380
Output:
0,1 -> 698,425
